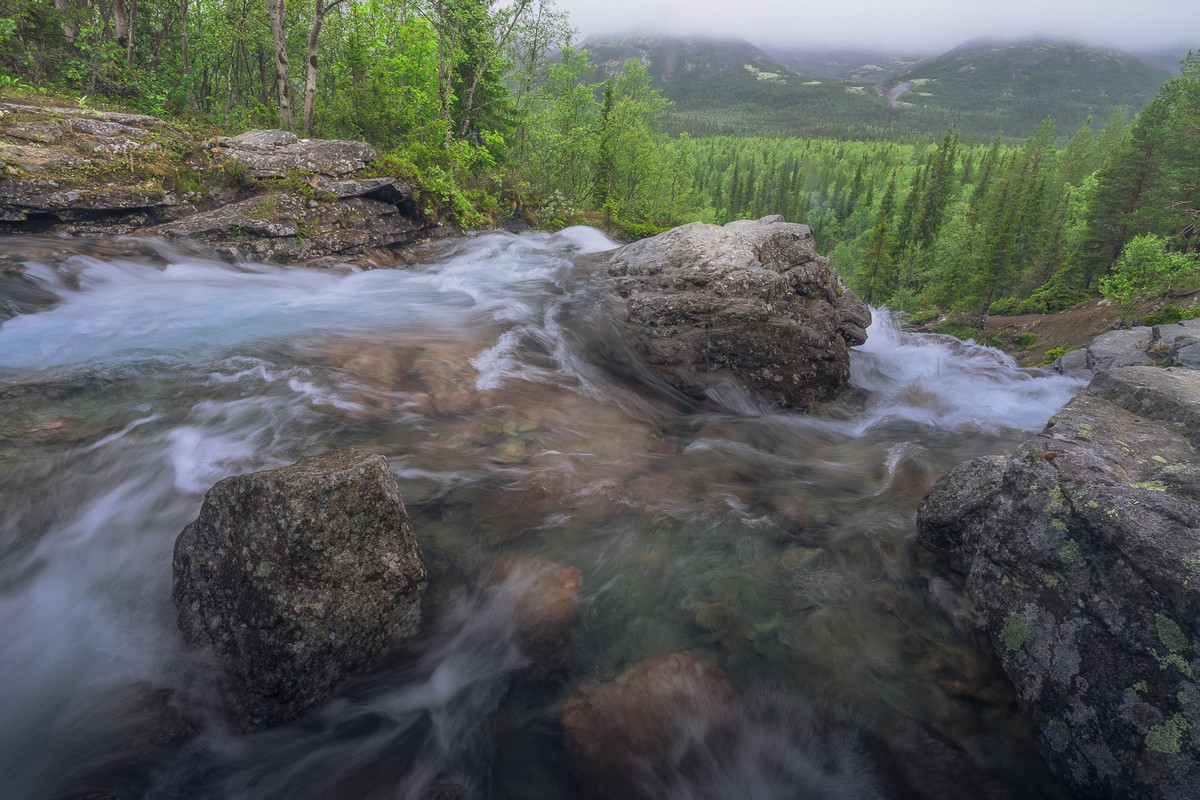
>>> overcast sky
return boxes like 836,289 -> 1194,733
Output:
554,0 -> 1198,54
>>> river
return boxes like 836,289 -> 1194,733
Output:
0,229 -> 1083,798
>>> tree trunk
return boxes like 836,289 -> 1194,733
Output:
303,0 -> 344,135
52,0 -> 79,45
125,0 -> 137,65
269,0 -> 293,129
181,0 -> 190,103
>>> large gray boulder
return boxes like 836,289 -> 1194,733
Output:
173,448 -> 427,730
917,366 -> 1200,798
1050,320 -> 1200,379
582,215 -> 870,409
213,130 -> 376,178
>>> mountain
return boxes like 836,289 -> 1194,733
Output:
882,39 -> 1173,135
760,46 -> 921,83
581,35 -> 900,139
581,35 -> 1173,141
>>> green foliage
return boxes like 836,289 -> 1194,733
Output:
1100,234 -> 1200,326
1040,346 -> 1077,365
936,320 -> 979,340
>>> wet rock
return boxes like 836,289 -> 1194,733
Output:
213,130 -> 377,178
55,686 -> 199,799
581,215 -> 870,410
314,332 -> 484,417
172,448 -> 427,730
145,190 -> 423,264
563,654 -> 884,799
875,718 -> 1014,800
0,266 -> 61,321
488,555 -> 581,676
562,653 -> 740,798
917,366 -> 1200,798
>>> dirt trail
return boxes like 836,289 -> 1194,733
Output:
887,81 -> 912,108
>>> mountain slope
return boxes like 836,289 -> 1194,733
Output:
582,35 -> 1173,140
582,36 -> 895,139
884,39 -> 1173,135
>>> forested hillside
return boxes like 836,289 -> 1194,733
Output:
0,0 -> 1197,325
583,35 -> 1172,141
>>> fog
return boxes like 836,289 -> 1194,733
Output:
554,0 -> 1197,55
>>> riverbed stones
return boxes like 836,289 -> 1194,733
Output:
563,653 -> 885,799
581,215 -> 870,410
562,653 -> 740,799
488,555 -> 581,676
917,366 -> 1200,798
172,448 -> 427,731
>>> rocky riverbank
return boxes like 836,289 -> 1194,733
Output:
918,330 -> 1200,797
0,100 -> 444,268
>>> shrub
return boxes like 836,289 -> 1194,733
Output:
1101,235 -> 1200,326
1039,346 -> 1076,366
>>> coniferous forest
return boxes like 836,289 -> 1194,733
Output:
1,0 -> 1198,320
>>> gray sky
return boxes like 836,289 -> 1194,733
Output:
554,0 -> 1199,54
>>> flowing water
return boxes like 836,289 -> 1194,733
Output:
0,229 -> 1084,799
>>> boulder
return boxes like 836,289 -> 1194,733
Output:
212,130 -> 377,178
580,215 -> 870,409
562,653 -> 884,799
488,555 -> 581,676
562,653 -> 740,799
172,448 -> 427,730
917,366 -> 1200,798
145,190 -> 424,264
1051,321 -> 1200,377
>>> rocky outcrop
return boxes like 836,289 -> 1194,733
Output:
0,103 -> 438,264
172,448 -> 427,731
580,215 -> 870,409
1049,319 -> 1200,379
917,366 -> 1200,798
212,130 -> 375,178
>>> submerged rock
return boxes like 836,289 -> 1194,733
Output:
581,215 -> 870,410
172,448 -> 427,730
488,555 -> 581,676
562,652 -> 883,799
918,366 -> 1200,798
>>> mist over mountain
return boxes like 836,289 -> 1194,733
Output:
581,34 -> 1176,140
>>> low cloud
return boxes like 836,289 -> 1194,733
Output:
556,0 -> 1197,54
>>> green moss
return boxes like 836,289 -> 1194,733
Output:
1152,455 -> 1169,464
1076,423 -> 1094,440
1129,680 -> 1149,694
1156,614 -> 1189,653
1046,486 -> 1067,513
1059,539 -> 1085,567
1145,714 -> 1189,754
1043,574 -> 1060,588
1001,612 -> 1029,650
1051,518 -> 1068,532
1132,481 -> 1169,492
